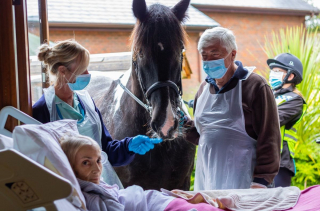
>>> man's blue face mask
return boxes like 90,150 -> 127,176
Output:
66,73 -> 91,91
202,53 -> 232,79
269,70 -> 284,90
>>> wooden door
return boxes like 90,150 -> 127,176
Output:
0,0 -> 48,131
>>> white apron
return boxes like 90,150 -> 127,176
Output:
43,86 -> 102,146
43,86 -> 123,188
194,72 -> 256,190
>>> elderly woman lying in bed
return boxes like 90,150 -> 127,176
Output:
10,119 -> 317,211
60,134 -> 219,211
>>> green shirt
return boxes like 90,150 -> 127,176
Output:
55,93 -> 83,121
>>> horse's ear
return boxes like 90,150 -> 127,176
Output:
171,0 -> 190,22
132,0 -> 148,21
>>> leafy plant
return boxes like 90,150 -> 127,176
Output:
303,0 -> 320,31
306,14 -> 320,32
263,26 -> 320,189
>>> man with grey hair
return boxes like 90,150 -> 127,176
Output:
184,27 -> 280,190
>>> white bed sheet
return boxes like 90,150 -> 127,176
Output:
0,134 -> 13,149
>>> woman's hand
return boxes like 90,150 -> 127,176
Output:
128,135 -> 162,155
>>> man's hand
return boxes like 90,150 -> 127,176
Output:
250,182 -> 267,189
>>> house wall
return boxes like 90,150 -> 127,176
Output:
49,29 -> 202,101
199,12 -> 305,75
183,32 -> 202,101
49,30 -> 132,53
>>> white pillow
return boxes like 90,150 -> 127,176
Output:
12,120 -> 86,209
0,134 -> 13,149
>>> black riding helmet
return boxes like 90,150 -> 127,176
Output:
267,53 -> 303,85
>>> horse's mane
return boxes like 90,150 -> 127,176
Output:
130,3 -> 188,60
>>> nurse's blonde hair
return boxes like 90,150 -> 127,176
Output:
38,40 -> 90,88
59,134 -> 100,169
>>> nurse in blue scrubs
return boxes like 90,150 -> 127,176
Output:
33,40 -> 162,168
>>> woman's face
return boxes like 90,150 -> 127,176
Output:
271,67 -> 295,82
64,62 -> 89,84
73,145 -> 102,184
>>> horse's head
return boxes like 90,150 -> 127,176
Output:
131,0 -> 190,139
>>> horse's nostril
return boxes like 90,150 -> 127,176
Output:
168,127 -> 174,137
151,122 -> 158,133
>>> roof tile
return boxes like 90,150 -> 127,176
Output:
27,0 -> 219,28
191,0 -> 319,13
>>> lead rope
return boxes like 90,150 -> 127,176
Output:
178,51 -> 186,132
116,74 -> 153,116
133,59 -> 153,110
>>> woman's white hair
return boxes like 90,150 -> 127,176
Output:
60,134 -> 100,168
198,27 -> 237,53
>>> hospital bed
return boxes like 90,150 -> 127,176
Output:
0,149 -> 73,211
0,106 -> 83,211
1,106 -> 320,211
0,106 -> 41,138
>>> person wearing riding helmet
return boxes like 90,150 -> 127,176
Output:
267,53 -> 307,187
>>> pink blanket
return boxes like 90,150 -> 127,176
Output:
284,185 -> 320,211
164,185 -> 320,211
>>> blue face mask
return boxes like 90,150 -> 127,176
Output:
269,71 -> 284,89
66,74 -> 91,91
202,54 -> 232,79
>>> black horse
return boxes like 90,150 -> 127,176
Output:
90,0 -> 196,190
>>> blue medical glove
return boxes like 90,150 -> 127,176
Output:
129,135 -> 162,155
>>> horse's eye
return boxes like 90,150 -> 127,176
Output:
138,50 -> 143,58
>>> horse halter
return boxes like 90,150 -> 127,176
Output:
133,52 -> 183,95
117,50 -> 184,116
